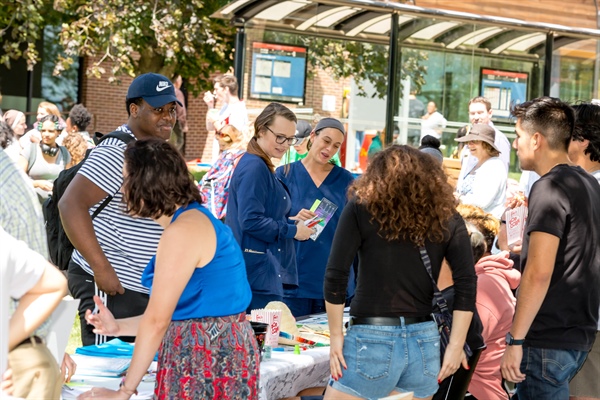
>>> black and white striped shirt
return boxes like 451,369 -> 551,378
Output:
71,129 -> 163,294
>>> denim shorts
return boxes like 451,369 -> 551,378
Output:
329,319 -> 440,399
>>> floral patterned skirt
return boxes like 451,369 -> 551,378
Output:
154,312 -> 259,399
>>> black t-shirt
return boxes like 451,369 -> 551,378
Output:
324,199 -> 477,317
521,165 -> 600,351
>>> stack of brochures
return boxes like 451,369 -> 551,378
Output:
70,354 -> 131,377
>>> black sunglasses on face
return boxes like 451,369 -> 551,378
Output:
265,126 -> 301,146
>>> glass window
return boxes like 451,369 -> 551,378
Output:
41,26 -> 79,113
551,38 -> 599,102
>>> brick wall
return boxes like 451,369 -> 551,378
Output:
80,57 -> 132,135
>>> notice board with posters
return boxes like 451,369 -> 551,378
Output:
480,68 -> 529,120
250,42 -> 307,104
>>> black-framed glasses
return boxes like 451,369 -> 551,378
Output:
265,126 -> 301,146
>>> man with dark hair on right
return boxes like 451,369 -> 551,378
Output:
568,101 -> 600,400
501,97 -> 600,399
59,73 -> 181,346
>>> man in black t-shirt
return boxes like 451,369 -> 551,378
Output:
500,97 -> 600,399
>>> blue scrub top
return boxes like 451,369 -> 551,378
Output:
226,153 -> 298,297
276,161 -> 355,299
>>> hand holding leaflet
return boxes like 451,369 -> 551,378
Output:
304,197 -> 338,241
505,205 -> 528,247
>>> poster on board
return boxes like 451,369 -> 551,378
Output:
250,42 -> 307,104
480,68 -> 529,120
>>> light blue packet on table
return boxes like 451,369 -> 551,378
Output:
75,338 -> 158,361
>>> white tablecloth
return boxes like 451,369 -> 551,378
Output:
260,347 -> 330,400
62,347 -> 331,400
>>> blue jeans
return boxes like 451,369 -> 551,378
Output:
329,320 -> 440,399
514,346 -> 589,400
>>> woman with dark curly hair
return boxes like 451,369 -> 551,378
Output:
61,104 -> 93,148
324,145 -> 477,400
80,139 -> 259,399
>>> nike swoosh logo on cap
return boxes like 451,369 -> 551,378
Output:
156,84 -> 172,92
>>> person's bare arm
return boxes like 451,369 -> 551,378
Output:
8,262 -> 67,350
16,155 -> 28,172
438,310 -> 472,381
59,174 -> 124,295
501,231 -> 558,383
85,295 -> 142,337
325,301 -> 347,381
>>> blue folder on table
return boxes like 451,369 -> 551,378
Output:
76,338 -> 158,361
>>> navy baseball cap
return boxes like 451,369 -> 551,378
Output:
126,73 -> 183,108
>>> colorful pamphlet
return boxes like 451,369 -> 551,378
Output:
306,197 -> 338,241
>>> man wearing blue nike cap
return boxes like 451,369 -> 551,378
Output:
60,73 -> 182,345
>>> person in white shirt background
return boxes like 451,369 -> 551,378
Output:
203,74 -> 249,163
420,101 -> 447,140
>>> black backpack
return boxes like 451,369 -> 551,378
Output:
42,131 -> 134,270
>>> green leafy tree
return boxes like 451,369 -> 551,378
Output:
1,0 -> 235,95
0,0 -> 50,70
304,38 -> 428,99
54,0 -> 235,94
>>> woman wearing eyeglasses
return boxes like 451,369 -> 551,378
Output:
199,125 -> 246,220
275,118 -> 355,318
226,103 -> 314,311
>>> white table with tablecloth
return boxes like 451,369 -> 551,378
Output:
61,346 -> 331,400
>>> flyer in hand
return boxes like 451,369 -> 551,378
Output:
506,205 -> 528,246
305,197 -> 338,241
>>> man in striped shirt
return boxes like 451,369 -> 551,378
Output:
59,73 -> 182,345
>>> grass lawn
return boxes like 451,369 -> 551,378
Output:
508,171 -> 522,182
65,316 -> 81,354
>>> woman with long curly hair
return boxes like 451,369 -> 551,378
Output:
324,145 -> 477,400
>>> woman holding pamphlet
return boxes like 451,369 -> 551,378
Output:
79,139 -> 259,399
324,145 -> 476,400
226,103 -> 314,311
276,117 -> 354,317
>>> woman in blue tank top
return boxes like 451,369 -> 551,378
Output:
80,139 -> 258,399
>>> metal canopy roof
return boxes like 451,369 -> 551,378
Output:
213,0 -> 600,56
